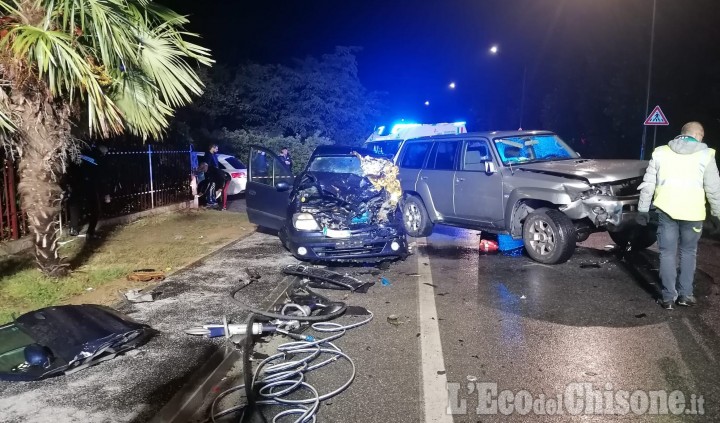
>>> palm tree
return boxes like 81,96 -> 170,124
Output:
0,0 -> 212,276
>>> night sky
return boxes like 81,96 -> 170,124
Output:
163,0 -> 720,145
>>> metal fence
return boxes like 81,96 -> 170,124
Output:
100,146 -> 193,218
0,146 -> 193,242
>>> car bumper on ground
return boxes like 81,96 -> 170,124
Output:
280,225 -> 409,262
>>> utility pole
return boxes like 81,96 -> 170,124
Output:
519,65 -> 527,130
639,0 -> 657,160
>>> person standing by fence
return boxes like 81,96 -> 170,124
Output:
64,145 -> 108,238
201,143 -> 222,207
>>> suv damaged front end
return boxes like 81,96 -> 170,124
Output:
559,177 -> 643,230
280,154 -> 408,262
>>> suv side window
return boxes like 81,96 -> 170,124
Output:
427,141 -> 460,170
462,140 -> 492,171
400,142 -> 432,169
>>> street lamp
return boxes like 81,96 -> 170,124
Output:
424,100 -> 430,106
639,0 -> 657,160
449,82 -> 456,89
489,45 -> 499,54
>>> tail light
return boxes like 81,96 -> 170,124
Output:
231,171 -> 246,179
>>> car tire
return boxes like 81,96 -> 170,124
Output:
522,208 -> 577,264
608,226 -> 657,251
402,195 -> 434,237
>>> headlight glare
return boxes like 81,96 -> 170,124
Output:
293,213 -> 320,231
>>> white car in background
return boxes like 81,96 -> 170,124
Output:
194,152 -> 247,195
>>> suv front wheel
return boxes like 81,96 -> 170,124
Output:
522,208 -> 577,264
402,196 -> 434,237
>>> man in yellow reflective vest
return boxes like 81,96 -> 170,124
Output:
638,122 -> 720,309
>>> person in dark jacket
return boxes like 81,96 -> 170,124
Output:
201,143 -> 223,207
279,146 -> 293,172
65,145 -> 107,238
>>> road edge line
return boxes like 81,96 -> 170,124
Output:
417,238 -> 454,423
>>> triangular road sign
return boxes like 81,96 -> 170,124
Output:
644,105 -> 669,126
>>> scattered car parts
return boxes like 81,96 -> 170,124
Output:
0,305 -> 153,381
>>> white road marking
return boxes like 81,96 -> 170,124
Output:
416,238 -> 454,423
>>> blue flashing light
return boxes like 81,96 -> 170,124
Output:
390,123 -> 420,134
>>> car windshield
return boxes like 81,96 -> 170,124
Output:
364,141 -> 401,158
494,134 -> 579,165
223,156 -> 246,169
307,156 -> 363,175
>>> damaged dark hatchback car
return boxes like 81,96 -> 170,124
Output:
246,145 -> 409,262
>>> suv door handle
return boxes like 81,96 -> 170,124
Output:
420,176 -> 428,180
456,177 -> 465,182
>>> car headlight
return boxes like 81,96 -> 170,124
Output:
292,213 -> 320,231
564,183 -> 611,201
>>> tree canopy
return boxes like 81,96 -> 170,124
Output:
177,46 -> 383,149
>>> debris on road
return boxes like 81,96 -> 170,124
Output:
191,271 -> 373,423
0,305 -> 152,381
283,264 -> 374,292
479,238 -> 499,253
498,234 -> 524,252
245,267 -> 262,281
387,314 -> 404,326
127,269 -> 165,282
124,289 -> 155,303
580,262 -> 602,269
382,277 -> 391,286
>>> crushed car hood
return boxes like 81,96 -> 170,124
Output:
517,159 -> 648,184
292,154 -> 402,231
293,171 -> 395,230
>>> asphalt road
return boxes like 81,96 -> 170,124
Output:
204,199 -> 720,423
3,196 -> 719,422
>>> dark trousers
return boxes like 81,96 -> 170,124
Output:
68,191 -> 99,236
657,209 -> 703,302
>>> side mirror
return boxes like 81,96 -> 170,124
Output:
275,181 -> 291,192
484,161 -> 497,174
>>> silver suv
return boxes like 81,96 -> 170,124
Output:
396,130 -> 654,264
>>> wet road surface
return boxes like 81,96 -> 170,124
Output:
202,202 -> 720,422
4,196 -> 719,422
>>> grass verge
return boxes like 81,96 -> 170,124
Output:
0,208 -> 254,324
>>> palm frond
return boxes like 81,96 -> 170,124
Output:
0,0 -> 212,139
113,70 -> 173,140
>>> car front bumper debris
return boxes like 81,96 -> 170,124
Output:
559,195 -> 640,229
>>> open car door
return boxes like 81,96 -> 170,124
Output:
246,146 -> 295,230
